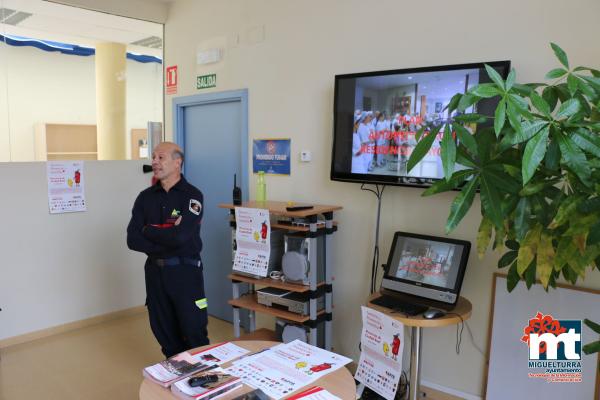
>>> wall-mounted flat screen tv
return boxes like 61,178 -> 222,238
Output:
330,61 -> 510,188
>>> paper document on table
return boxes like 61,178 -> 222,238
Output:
191,341 -> 250,366
233,207 -> 271,276
355,306 -> 404,400
226,340 -> 351,400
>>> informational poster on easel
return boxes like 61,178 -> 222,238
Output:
355,306 -> 405,400
233,207 -> 271,277
46,161 -> 86,214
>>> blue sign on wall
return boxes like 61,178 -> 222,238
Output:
253,139 -> 291,175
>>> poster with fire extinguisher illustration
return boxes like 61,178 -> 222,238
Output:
233,207 -> 271,276
355,306 -> 405,400
47,161 -> 86,214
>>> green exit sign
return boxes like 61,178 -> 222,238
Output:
197,74 -> 216,89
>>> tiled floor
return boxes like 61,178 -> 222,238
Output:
0,312 -> 235,400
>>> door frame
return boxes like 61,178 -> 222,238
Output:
172,89 -> 249,197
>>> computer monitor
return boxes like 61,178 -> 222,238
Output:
381,232 -> 471,309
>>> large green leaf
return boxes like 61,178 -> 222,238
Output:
529,90 -> 551,117
441,124 -> 456,181
555,235 -> 577,271
458,93 -> 481,112
514,197 -> 530,241
506,101 -> 523,135
452,124 -> 478,156
483,166 -> 521,194
477,217 -> 493,258
545,139 -> 560,171
456,146 -> 478,168
567,74 -> 579,95
556,130 -> 592,186
480,171 -> 504,229
415,125 -> 426,141
545,68 -> 568,79
549,196 -> 581,229
542,86 -> 559,112
575,75 -> 597,98
422,169 -> 475,196
508,94 -> 534,120
471,83 -> 502,98
551,43 -> 569,69
485,64 -> 505,90
537,231 -> 555,288
572,129 -> 600,157
512,120 -> 548,144
498,250 -> 518,268
583,341 -> 600,355
507,262 -> 520,292
555,98 -> 581,119
446,93 -> 461,113
407,124 -> 441,173
494,98 -> 506,136
525,260 -> 536,289
522,126 -> 550,184
454,113 -> 488,123
512,83 -> 535,96
505,69 -> 516,91
518,224 -> 542,276
584,318 -> 600,334
563,212 -> 598,236
446,176 -> 479,233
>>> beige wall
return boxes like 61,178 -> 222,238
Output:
0,160 -> 149,341
164,0 -> 600,397
0,43 -> 163,161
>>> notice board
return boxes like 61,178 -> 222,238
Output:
486,274 -> 599,399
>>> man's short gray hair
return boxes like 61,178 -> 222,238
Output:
172,149 -> 185,163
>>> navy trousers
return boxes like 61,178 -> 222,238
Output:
144,259 -> 209,358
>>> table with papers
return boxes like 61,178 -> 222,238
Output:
139,341 -> 356,400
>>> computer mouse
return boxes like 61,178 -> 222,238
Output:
423,309 -> 446,319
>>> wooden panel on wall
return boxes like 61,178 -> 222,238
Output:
130,128 -> 148,160
34,123 -> 98,161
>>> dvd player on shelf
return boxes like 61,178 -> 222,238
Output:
256,287 -> 325,315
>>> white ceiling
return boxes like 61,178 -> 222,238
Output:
0,0 -> 163,56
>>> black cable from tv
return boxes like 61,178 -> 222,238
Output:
360,183 -> 386,294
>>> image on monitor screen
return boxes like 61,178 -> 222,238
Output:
387,236 -> 465,290
331,61 -> 510,187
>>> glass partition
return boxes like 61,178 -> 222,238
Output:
0,0 -> 163,161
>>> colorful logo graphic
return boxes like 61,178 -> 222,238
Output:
521,312 -> 582,383
521,312 -> 581,360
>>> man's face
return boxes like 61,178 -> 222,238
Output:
152,144 -> 181,181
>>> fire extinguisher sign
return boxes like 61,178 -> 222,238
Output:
166,65 -> 178,95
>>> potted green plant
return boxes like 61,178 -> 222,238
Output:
407,43 -> 599,356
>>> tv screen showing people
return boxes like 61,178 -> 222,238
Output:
386,236 -> 465,290
331,61 -> 510,187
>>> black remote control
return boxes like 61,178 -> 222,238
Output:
285,205 -> 314,211
188,374 -> 219,387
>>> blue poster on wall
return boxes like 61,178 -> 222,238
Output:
253,139 -> 291,175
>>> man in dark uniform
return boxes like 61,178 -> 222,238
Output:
127,142 -> 209,357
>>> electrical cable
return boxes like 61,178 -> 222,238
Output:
360,183 -> 386,294
465,321 -> 487,358
445,312 -> 464,354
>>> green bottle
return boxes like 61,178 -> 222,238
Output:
256,171 -> 267,202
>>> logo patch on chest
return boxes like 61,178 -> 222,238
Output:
189,199 -> 202,215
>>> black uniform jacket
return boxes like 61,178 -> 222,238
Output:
127,176 -> 203,258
